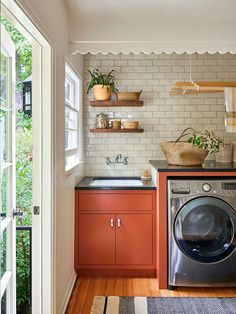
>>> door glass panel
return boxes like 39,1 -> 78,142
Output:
1,229 -> 7,278
1,288 -> 7,314
1,22 -> 16,313
0,51 -> 8,108
0,109 -> 8,164
175,197 -> 235,263
0,169 -> 8,217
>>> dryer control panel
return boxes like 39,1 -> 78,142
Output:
169,179 -> 236,198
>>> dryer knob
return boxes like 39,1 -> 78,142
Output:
202,183 -> 211,192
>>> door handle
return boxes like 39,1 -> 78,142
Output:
13,208 -> 23,217
117,219 -> 121,227
110,219 -> 114,227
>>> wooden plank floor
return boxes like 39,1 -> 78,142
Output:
66,277 -> 236,314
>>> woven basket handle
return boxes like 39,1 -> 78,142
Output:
174,127 -> 196,145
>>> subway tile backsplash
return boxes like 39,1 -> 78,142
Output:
83,53 -> 236,177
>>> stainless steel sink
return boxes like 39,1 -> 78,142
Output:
89,177 -> 143,187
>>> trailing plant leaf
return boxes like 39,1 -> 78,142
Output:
187,128 -> 224,154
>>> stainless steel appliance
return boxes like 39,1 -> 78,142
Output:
168,178 -> 236,288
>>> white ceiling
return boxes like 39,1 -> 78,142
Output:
65,0 -> 236,54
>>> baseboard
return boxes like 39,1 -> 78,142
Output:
58,271 -> 77,314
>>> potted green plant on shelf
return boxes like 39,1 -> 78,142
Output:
87,68 -> 117,101
160,128 -> 224,166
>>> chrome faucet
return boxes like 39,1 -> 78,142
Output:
115,154 -> 122,163
106,154 -> 128,165
106,157 -> 112,165
123,156 -> 128,165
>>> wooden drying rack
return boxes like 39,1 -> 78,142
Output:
170,81 -> 236,95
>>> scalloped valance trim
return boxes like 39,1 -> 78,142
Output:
69,41 -> 236,55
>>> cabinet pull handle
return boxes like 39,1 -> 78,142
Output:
117,219 -> 121,227
110,219 -> 114,227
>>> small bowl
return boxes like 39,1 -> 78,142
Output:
116,91 -> 142,101
123,121 -> 139,129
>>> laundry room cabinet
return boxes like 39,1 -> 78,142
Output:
149,160 -> 236,289
78,213 -> 116,265
115,213 -> 153,265
74,190 -> 156,275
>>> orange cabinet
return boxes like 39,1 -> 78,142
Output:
75,190 -> 156,275
116,213 -> 153,265
78,214 -> 115,265
77,191 -> 154,211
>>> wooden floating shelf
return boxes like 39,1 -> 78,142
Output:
90,128 -> 144,133
90,100 -> 143,107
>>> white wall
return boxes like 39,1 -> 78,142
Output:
67,0 -> 236,42
67,0 -> 236,54
17,0 -> 84,312
84,52 -> 236,176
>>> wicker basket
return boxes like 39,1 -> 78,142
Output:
160,142 -> 208,166
116,90 -> 142,101
160,128 -> 208,166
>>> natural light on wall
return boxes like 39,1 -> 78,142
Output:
65,62 -> 82,171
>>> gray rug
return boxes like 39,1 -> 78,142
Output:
91,296 -> 236,314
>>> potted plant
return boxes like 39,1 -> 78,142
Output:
160,128 -> 224,166
87,68 -> 117,101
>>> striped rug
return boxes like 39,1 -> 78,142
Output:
91,296 -> 236,314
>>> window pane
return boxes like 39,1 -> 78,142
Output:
65,78 -> 75,104
65,130 -> 77,150
0,109 -> 7,164
1,229 -> 7,279
65,108 -> 78,130
0,169 -> 7,217
65,153 -> 80,171
65,64 -> 81,171
0,51 -> 8,108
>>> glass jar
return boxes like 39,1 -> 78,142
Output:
96,113 -> 109,129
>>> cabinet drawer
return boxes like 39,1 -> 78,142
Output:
77,191 -> 154,211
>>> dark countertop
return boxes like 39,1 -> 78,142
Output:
75,177 -> 156,190
149,160 -> 236,172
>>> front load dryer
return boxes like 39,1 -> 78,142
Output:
168,178 -> 236,288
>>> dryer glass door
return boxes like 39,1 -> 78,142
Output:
174,196 -> 236,263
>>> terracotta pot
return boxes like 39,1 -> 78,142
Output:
93,85 -> 111,101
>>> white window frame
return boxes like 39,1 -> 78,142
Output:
65,61 -> 83,173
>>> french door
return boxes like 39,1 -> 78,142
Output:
1,25 -> 16,313
1,1 -> 53,312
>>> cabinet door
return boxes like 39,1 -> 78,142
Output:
116,214 -> 153,265
78,214 -> 115,265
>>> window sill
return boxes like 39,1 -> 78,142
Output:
64,160 -> 84,177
